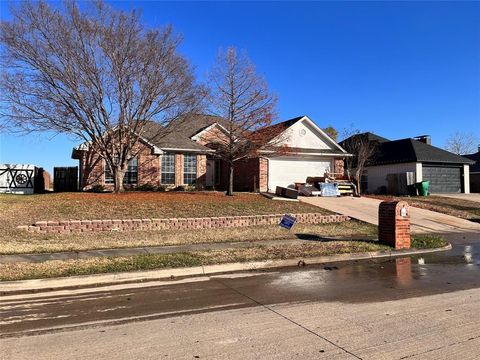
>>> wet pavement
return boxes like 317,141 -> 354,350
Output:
1,233 -> 480,339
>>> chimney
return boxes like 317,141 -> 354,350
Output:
414,135 -> 431,145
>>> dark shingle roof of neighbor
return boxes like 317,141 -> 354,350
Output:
368,137 -> 475,166
339,132 -> 390,147
464,151 -> 480,173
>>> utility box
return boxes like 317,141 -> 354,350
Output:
378,200 -> 411,249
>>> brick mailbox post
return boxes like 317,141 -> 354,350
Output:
378,201 -> 411,249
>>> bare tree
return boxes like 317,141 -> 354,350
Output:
206,47 -> 277,195
445,131 -> 478,155
340,129 -> 377,195
0,1 -> 201,192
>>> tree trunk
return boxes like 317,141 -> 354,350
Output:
113,166 -> 126,193
355,168 -> 362,196
227,162 -> 234,196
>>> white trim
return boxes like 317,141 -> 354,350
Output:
300,116 -> 349,154
415,162 -> 423,183
464,164 -> 470,194
258,150 -> 351,157
160,147 -> 215,153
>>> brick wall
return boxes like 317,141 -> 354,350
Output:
18,213 -> 350,234
174,154 -> 183,186
378,200 -> 411,249
79,150 -> 104,190
334,158 -> 345,176
195,126 -> 230,146
78,147 -> 208,190
259,158 -> 268,192
232,158 -> 260,191
138,149 -> 161,187
197,155 -> 207,189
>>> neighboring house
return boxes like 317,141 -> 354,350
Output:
464,147 -> 480,193
340,133 -> 474,194
72,114 -> 350,192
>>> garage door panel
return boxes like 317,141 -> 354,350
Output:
422,166 -> 461,193
268,157 -> 332,190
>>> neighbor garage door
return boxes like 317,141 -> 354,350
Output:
268,157 -> 332,190
422,165 -> 462,193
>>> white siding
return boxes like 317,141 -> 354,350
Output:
273,119 -> 332,150
365,162 -> 417,194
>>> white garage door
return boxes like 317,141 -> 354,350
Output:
268,157 -> 332,190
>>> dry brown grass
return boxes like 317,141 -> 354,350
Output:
0,240 -> 389,281
0,221 -> 376,254
367,195 -> 480,220
0,191 -> 332,253
0,192 -> 325,226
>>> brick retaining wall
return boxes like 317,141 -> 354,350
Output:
17,213 -> 350,234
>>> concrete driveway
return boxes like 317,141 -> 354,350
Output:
435,193 -> 480,203
301,196 -> 480,234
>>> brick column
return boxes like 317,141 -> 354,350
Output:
378,200 -> 411,249
175,154 -> 183,186
196,154 -> 207,189
334,158 -> 344,176
259,158 -> 268,192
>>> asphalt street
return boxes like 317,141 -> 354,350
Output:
1,233 -> 480,359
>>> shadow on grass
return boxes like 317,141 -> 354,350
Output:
295,233 -> 380,245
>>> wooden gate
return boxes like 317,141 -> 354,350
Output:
54,167 -> 78,192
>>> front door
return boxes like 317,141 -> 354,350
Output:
206,159 -> 215,187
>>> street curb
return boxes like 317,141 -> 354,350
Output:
0,244 -> 452,294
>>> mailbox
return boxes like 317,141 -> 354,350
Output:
378,200 -> 411,249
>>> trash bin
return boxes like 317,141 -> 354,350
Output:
415,181 -> 429,196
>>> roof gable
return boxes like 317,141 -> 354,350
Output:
265,116 -> 348,154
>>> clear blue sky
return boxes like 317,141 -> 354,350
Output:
1,1 -> 479,173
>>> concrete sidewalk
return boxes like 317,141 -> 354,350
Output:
0,238 -> 318,264
301,196 -> 480,234
0,236 -> 383,264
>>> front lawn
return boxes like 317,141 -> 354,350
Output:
367,195 -> 480,221
0,192 -> 326,227
0,191 -> 331,249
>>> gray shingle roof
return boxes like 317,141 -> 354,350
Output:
464,151 -> 480,173
141,114 -> 225,152
369,137 -> 474,166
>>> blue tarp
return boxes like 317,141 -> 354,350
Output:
319,183 -> 340,197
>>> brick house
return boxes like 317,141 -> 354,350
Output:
72,114 -> 350,192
